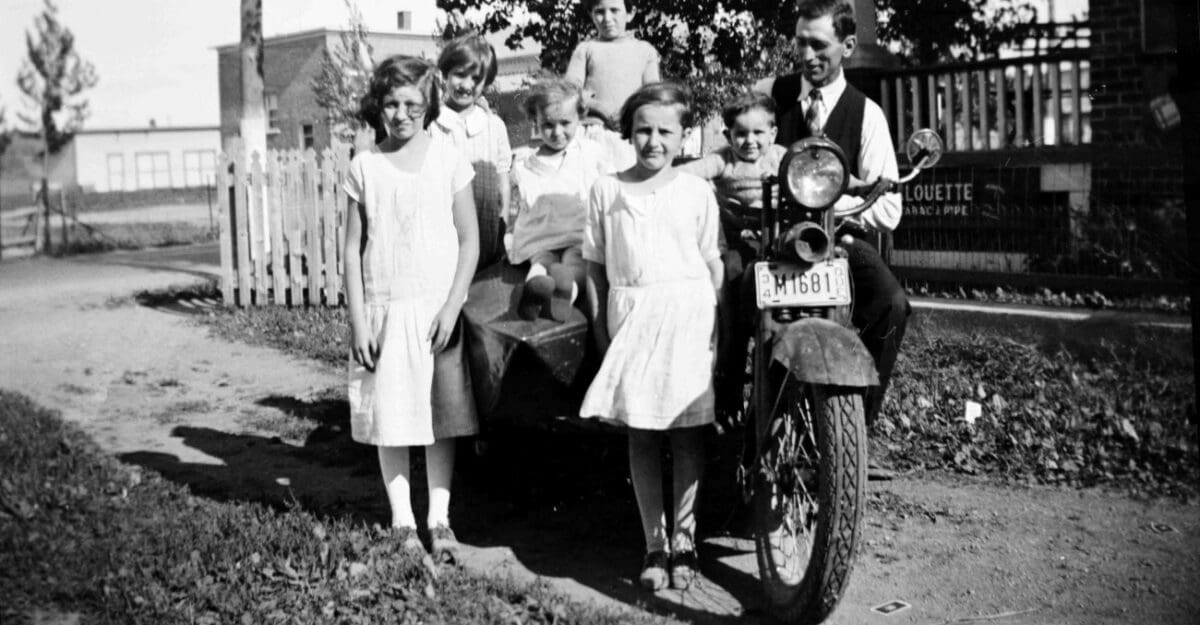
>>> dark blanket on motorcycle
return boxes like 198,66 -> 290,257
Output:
461,263 -> 591,417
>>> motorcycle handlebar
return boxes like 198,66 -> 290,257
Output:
832,159 -> 931,219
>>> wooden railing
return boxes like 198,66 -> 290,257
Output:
878,49 -> 1090,152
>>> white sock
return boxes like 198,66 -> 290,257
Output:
425,438 -> 456,528
526,263 -> 548,282
377,446 -> 417,529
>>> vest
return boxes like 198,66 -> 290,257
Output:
772,73 -> 866,178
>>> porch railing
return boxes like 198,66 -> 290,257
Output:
878,49 -> 1090,151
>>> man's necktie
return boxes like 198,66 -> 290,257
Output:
805,89 -> 823,137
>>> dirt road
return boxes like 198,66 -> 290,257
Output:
1,251 -> 1196,625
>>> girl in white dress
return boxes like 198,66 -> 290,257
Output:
580,83 -> 723,591
344,56 -> 480,563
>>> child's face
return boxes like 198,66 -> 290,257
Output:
381,85 -> 427,142
444,66 -> 486,112
629,103 -> 684,173
590,0 -> 632,41
536,97 -> 582,153
726,108 -> 778,163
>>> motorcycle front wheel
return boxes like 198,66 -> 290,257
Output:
752,374 -> 867,624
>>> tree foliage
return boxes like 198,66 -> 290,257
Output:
435,0 -> 1041,118
435,0 -> 804,121
311,0 -> 374,143
16,0 -> 97,155
876,0 -> 1038,66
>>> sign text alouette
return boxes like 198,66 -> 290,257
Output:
903,181 -> 975,217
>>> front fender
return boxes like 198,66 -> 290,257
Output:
769,317 -> 879,387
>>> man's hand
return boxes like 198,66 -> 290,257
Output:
845,174 -> 874,197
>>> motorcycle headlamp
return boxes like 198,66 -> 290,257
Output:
779,137 -> 849,210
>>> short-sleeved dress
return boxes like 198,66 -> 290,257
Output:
430,106 -> 513,269
579,172 -> 721,430
344,133 -> 480,446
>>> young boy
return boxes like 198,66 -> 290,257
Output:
432,33 -> 513,270
508,76 -> 614,322
679,92 -> 789,422
565,0 -> 660,125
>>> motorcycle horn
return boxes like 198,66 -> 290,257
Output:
780,221 -> 830,263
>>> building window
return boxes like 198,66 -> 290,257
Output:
302,123 -> 315,149
397,11 -> 411,31
135,152 -> 171,189
106,154 -> 124,191
266,92 -> 280,134
183,150 -> 217,187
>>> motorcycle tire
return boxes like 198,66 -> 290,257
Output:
753,379 -> 867,624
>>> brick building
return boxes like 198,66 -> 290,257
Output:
216,29 -> 440,153
1087,0 -> 1181,207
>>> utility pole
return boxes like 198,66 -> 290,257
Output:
239,0 -> 270,255
240,0 -> 267,164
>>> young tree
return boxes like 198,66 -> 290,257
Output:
16,0 -> 97,253
311,0 -> 375,145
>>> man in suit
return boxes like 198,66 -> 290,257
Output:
754,0 -> 909,479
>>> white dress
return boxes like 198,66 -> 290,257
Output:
344,133 -> 474,446
579,172 -> 721,430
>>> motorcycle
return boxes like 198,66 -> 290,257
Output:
458,128 -> 943,623
741,128 -> 943,623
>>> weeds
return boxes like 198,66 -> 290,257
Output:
0,391 -> 667,625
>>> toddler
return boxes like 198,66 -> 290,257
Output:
580,82 -> 723,591
680,92 -> 788,420
508,76 -> 613,322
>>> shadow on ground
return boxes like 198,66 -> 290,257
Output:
119,393 -> 763,623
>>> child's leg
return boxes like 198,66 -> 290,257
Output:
629,428 -> 670,590
378,446 -> 417,528
519,251 -> 558,320
561,245 -> 586,305
668,426 -> 706,549
425,437 -> 456,528
628,429 -> 668,553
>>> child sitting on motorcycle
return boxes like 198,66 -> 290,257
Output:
679,92 -> 789,421
508,76 -> 616,322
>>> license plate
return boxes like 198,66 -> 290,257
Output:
754,259 -> 851,309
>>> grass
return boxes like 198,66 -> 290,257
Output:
876,309 -> 1197,498
197,295 -> 1198,499
2,221 -> 216,256
0,390 -> 670,625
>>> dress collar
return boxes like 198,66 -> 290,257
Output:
433,104 -> 488,138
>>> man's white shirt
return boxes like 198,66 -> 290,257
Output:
753,69 -> 902,232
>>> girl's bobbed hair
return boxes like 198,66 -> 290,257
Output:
437,33 -> 498,88
522,74 -> 587,121
617,82 -> 696,140
359,55 -> 440,144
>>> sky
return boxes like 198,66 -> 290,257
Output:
0,0 -> 241,129
0,0 -> 1090,132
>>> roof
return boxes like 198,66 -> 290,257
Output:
76,126 -> 221,136
214,28 -> 436,53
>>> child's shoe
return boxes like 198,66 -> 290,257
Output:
547,263 -> 577,322
669,549 -> 698,590
392,526 -> 427,557
638,551 -> 669,591
517,275 -> 555,320
430,524 -> 461,565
